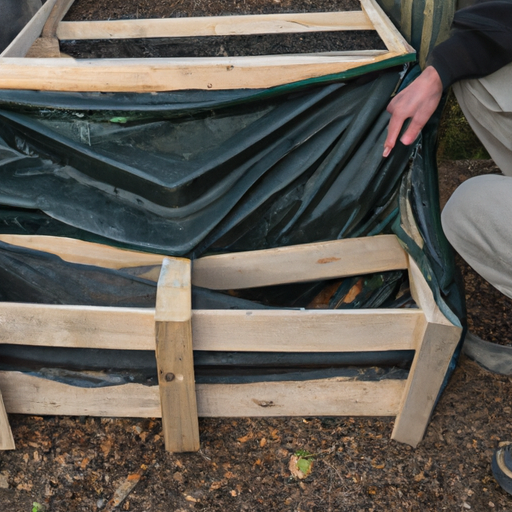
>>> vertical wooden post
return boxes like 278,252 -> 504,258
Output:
155,257 -> 200,453
391,257 -> 462,447
0,390 -> 15,450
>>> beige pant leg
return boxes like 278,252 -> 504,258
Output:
442,63 -> 512,297
442,175 -> 512,299
452,63 -> 512,176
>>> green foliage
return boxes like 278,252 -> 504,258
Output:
32,503 -> 45,512
294,450 -> 315,475
437,90 -> 490,161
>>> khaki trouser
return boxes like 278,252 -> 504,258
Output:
441,62 -> 512,298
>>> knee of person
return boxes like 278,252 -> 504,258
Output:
0,0 -> 42,53
441,175 -> 497,248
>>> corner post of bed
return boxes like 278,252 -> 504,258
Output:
391,256 -> 462,447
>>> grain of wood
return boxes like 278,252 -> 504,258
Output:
193,234 -> 408,290
0,371 -> 405,418
0,52 -> 407,92
57,11 -> 374,40
155,258 -> 199,452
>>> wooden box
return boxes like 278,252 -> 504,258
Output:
0,234 -> 461,451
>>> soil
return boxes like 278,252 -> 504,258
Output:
3,2 -> 512,511
64,0 -> 361,20
61,0 -> 383,58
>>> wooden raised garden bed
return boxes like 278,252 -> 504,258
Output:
0,234 -> 461,452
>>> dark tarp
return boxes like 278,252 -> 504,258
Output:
0,0 -> 465,385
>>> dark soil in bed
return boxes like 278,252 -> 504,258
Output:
60,31 -> 385,59
64,0 -> 362,20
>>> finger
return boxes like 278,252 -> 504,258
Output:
383,113 -> 406,157
399,118 -> 424,146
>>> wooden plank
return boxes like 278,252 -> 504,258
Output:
191,309 -> 422,352
0,303 -> 155,351
360,0 -> 414,54
0,0 -> 58,58
193,235 -> 408,290
0,234 -> 165,274
0,391 -> 15,450
0,371 -> 406,417
26,0 -> 76,58
0,51 -> 405,92
0,302 -> 422,352
391,257 -> 462,447
57,11 -> 374,40
42,0 -> 76,39
155,258 -> 199,452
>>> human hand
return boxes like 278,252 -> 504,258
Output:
383,66 -> 443,157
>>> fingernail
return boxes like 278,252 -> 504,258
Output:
383,147 -> 391,158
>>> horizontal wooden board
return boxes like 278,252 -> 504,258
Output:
0,371 -> 405,417
193,234 -> 408,289
0,303 -> 423,352
0,234 -> 166,271
0,234 -> 408,287
0,51 -> 407,92
57,12 -> 374,40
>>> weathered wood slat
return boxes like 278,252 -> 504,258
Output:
193,234 -> 408,289
0,371 -> 406,417
26,0 -> 77,58
0,52 -> 405,92
391,257 -> 462,447
155,258 -> 199,452
0,234 -> 165,271
360,0 -> 414,54
0,303 -> 423,352
57,11 -> 374,40
0,233 -> 408,286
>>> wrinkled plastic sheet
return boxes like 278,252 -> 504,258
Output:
0,66 -> 464,384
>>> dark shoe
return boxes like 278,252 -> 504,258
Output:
492,443 -> 512,494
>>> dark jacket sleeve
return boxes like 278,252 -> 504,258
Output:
427,0 -> 512,89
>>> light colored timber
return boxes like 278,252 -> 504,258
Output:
0,371 -> 406,418
0,303 -> 423,352
0,0 -> 58,58
0,50 -> 407,92
360,0 -> 414,55
0,391 -> 15,450
0,233 -> 408,287
391,256 -> 462,447
26,0 -> 76,58
155,258 -> 199,452
193,234 -> 408,290
0,234 -> 166,273
56,11 -> 373,40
